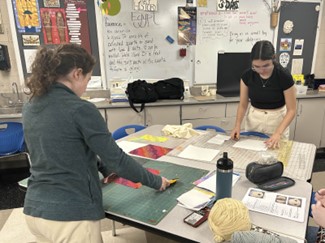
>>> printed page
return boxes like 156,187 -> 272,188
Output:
242,188 -> 306,222
233,139 -> 267,151
195,171 -> 240,193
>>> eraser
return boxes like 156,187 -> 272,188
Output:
166,35 -> 174,44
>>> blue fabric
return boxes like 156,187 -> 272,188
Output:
240,131 -> 270,138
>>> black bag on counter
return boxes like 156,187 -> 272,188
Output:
153,78 -> 184,100
126,80 -> 158,113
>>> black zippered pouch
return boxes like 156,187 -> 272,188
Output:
246,161 -> 283,184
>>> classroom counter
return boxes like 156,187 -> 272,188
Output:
94,89 -> 325,109
1,89 -> 325,119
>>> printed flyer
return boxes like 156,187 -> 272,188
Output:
242,188 -> 306,222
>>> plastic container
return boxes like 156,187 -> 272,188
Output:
295,84 -> 307,95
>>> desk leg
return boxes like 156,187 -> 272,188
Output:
112,220 -> 116,236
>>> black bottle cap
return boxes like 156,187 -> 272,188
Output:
217,152 -> 233,170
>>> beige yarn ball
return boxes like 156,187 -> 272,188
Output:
208,198 -> 251,242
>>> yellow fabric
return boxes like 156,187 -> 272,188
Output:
130,134 -> 169,142
161,123 -> 200,139
208,198 -> 251,242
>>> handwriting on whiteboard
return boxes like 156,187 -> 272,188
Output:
104,16 -> 166,74
198,10 -> 267,44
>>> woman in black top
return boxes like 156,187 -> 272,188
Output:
231,40 -> 296,149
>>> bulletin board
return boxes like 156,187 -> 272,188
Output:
194,0 -> 274,84
10,0 -> 101,79
102,0 -> 194,82
276,0 -> 321,75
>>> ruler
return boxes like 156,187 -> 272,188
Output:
277,140 -> 293,167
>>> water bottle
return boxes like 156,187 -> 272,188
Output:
216,152 -> 233,200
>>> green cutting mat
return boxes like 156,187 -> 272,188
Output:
102,158 -> 209,225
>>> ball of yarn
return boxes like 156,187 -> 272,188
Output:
232,231 -> 298,243
208,198 -> 251,242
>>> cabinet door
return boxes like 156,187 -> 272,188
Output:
182,117 -> 226,128
181,103 -> 226,129
182,104 -> 226,119
224,102 -> 240,132
145,106 -> 180,126
320,109 -> 325,147
294,99 -> 324,146
105,108 -> 145,133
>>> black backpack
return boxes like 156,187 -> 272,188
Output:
125,80 -> 158,113
154,78 -> 185,100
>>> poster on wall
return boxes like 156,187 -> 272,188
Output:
12,0 -> 42,32
40,8 -> 69,44
217,0 -> 239,11
44,0 -> 60,8
279,38 -> 292,52
22,35 -> 41,46
23,49 -> 38,73
64,0 -> 92,54
293,39 -> 304,56
178,7 -> 197,45
133,0 -> 158,11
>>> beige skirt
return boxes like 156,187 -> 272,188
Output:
245,105 -> 289,139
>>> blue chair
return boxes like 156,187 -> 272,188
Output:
0,122 -> 25,156
194,125 -> 226,133
240,131 -> 270,138
112,124 -> 146,140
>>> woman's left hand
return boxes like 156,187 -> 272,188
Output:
265,133 -> 281,149
102,173 -> 118,184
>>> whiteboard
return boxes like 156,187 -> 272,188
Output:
194,0 -> 274,84
102,0 -> 194,83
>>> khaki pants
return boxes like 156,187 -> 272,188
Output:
25,215 -> 103,243
245,105 -> 289,139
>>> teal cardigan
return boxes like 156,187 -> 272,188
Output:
22,83 -> 161,221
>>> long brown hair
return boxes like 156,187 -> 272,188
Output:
26,44 -> 96,98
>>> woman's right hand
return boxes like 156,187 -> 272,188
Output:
159,177 -> 170,191
231,128 -> 240,140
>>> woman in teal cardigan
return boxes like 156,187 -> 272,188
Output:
22,43 -> 170,243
